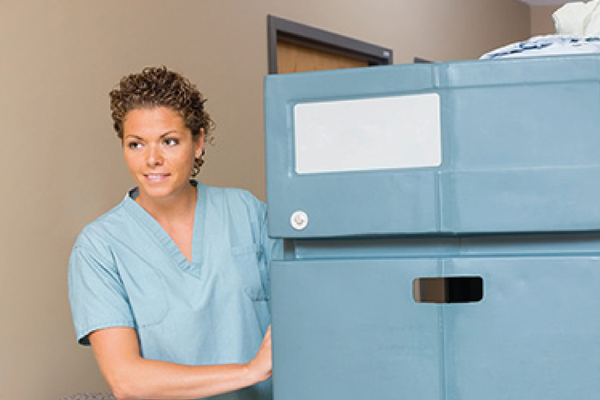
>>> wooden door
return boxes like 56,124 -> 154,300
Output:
268,16 -> 392,75
277,39 -> 369,74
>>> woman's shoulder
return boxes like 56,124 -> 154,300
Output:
201,183 -> 265,207
75,196 -> 132,247
200,183 -> 267,223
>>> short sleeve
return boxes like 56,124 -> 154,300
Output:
68,232 -> 135,345
260,202 -> 283,266
258,201 -> 283,299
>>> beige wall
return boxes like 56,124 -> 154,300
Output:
0,1 -> 530,399
531,5 -> 560,35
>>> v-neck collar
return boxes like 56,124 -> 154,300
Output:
122,181 -> 206,278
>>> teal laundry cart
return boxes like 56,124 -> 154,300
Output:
265,55 -> 600,400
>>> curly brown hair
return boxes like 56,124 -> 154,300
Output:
109,66 -> 215,176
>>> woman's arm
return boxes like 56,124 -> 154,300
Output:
89,326 -> 272,400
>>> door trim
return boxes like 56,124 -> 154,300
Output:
267,15 -> 393,74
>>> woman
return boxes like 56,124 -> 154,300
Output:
68,66 -> 281,400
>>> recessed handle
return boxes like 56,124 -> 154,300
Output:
413,276 -> 483,304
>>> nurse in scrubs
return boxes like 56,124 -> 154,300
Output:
68,66 -> 281,400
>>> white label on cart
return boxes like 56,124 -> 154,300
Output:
294,93 -> 441,174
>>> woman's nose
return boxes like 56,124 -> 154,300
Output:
147,146 -> 164,166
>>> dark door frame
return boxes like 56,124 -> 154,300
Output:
267,15 -> 393,74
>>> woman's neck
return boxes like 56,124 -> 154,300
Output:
135,182 -> 197,223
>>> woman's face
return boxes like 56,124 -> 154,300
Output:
122,106 -> 204,203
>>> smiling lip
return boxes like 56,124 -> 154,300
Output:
144,173 -> 170,182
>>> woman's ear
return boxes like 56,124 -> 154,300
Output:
195,128 -> 205,159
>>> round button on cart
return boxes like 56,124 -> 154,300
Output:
290,211 -> 309,231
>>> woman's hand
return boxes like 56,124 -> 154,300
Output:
245,326 -> 272,383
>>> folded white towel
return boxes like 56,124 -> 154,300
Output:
553,0 -> 600,36
585,1 -> 600,35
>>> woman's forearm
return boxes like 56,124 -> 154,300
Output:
108,358 -> 258,400
89,327 -> 272,400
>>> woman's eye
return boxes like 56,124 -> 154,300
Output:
164,138 -> 179,146
128,142 -> 142,150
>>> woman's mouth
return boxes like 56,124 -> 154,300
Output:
144,173 -> 170,182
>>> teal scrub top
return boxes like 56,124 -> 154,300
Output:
68,182 -> 282,400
